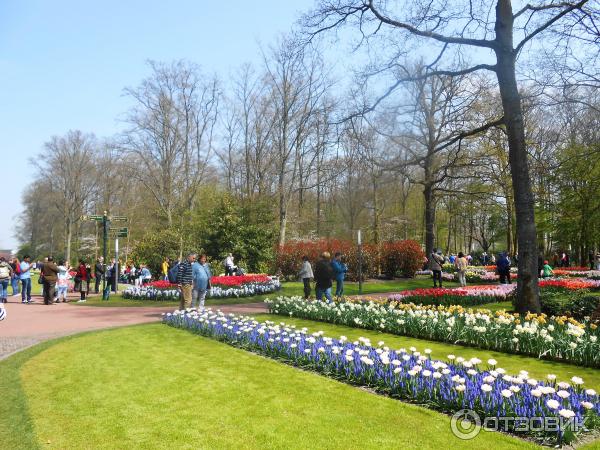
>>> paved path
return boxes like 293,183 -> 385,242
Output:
0,295 -> 267,360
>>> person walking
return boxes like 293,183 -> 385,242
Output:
103,260 -> 115,300
75,259 -> 90,302
496,252 -> 512,284
314,252 -> 334,302
161,258 -> 169,281
331,252 -> 348,298
41,256 -> 59,305
0,257 -> 13,303
177,253 -> 196,310
19,255 -> 32,303
542,260 -> 554,278
94,257 -> 105,294
192,254 -> 212,309
454,252 -> 468,287
429,249 -> 444,288
298,255 -> 314,299
9,257 -> 20,296
55,260 -> 70,303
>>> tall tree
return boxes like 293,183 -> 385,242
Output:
36,130 -> 98,263
303,0 -> 597,313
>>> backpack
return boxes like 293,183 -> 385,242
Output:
0,265 -> 10,279
168,262 -> 179,283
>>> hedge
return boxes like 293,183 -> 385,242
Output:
275,239 -> 424,281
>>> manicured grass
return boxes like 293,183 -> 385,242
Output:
5,324 -> 533,449
72,277 -> 462,307
255,314 -> 600,392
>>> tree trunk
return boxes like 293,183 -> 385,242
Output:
423,183 -> 436,256
66,217 -> 73,265
278,190 -> 288,247
495,0 -> 540,313
372,180 -> 380,246
506,197 -> 513,255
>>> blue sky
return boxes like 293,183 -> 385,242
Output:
0,0 -> 315,250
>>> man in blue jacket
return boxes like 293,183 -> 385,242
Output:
496,252 -> 512,284
331,252 -> 348,298
192,254 -> 212,309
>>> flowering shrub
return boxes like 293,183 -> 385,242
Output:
387,285 -> 515,307
275,239 -> 379,281
266,297 -> 600,368
275,239 -> 423,281
164,308 -> 599,445
380,240 -> 425,278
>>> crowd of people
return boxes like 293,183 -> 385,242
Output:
296,252 -> 348,302
426,248 -> 583,289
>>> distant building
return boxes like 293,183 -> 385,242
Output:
0,250 -> 12,260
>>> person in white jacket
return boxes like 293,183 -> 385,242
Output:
298,256 -> 314,299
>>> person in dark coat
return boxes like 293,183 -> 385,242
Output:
314,252 -> 334,302
41,256 -> 59,305
496,252 -> 512,284
429,249 -> 444,288
94,257 -> 105,294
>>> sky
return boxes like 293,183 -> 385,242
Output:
0,0 -> 315,251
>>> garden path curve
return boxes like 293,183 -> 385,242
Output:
0,295 -> 267,360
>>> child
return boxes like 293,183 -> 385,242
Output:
55,261 -> 71,303
542,260 -> 554,278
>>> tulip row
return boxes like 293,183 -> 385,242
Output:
388,285 -> 514,307
122,277 -> 281,301
163,308 -> 599,445
266,297 -> 600,368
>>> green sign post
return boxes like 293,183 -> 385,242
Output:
81,213 -> 128,299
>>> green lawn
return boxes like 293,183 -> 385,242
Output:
1,324 -> 534,449
72,277 -> 463,308
254,314 -> 600,392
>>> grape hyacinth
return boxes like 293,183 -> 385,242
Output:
164,308 -> 599,445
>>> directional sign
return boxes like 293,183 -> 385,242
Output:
110,216 -> 128,222
109,227 -> 129,238
81,215 -> 104,221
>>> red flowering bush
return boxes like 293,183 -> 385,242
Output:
275,239 -> 424,281
381,240 -> 425,278
274,239 -> 379,281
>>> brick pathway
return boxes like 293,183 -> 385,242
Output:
0,294 -> 267,360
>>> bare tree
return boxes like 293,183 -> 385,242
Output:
263,37 -> 328,246
36,130 -> 98,263
122,60 -> 219,226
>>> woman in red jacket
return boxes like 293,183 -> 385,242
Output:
75,259 -> 89,302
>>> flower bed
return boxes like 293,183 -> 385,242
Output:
540,279 -> 600,291
387,285 -> 515,307
465,271 -> 518,283
122,275 -> 281,300
210,274 -> 270,287
266,296 -> 600,368
164,308 -> 599,445
123,285 -> 180,301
